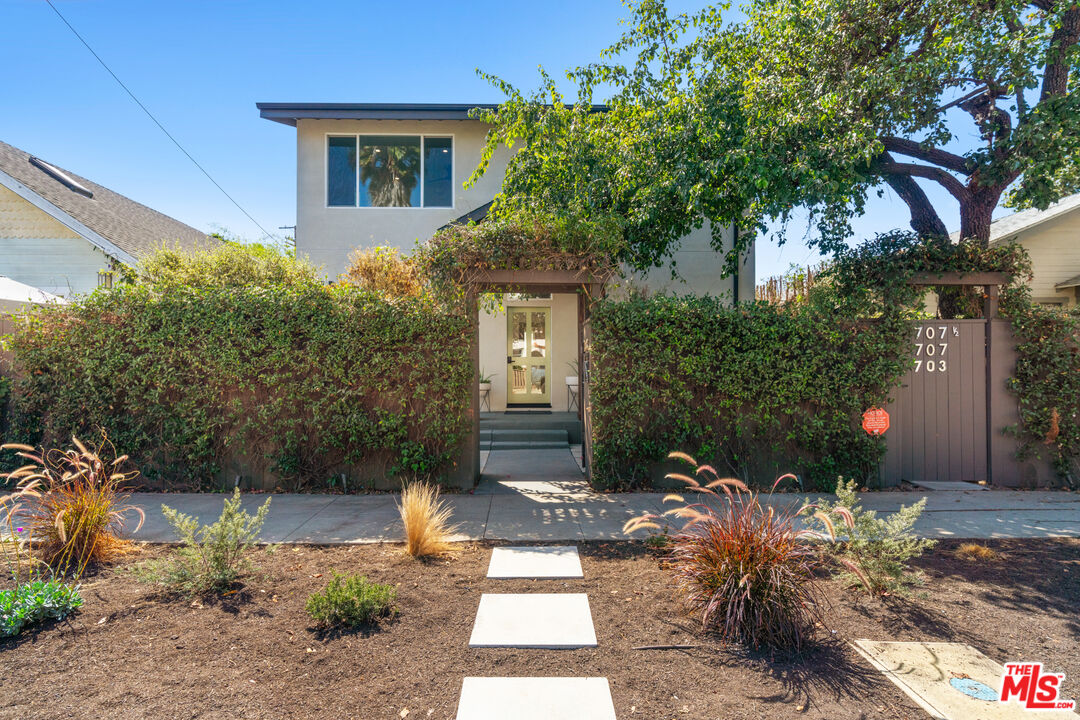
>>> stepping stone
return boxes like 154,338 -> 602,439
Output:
469,593 -> 597,648
456,677 -> 617,720
487,545 -> 583,579
853,640 -> 1078,719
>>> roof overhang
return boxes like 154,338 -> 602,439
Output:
1055,274 -> 1080,290
256,102 -> 610,127
256,102 -> 502,126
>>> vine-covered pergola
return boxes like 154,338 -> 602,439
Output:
457,268 -> 612,484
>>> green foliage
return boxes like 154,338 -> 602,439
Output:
1001,287 -> 1080,487
146,489 -> 271,595
805,478 -> 936,595
137,241 -> 323,289
5,281 -> 471,489
0,578 -> 83,637
305,572 -> 397,629
473,0 -> 1080,261
416,208 -> 625,295
589,256 -> 919,490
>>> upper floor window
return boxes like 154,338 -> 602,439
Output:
327,134 -> 453,208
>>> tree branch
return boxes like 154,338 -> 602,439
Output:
876,160 -> 970,202
882,137 -> 972,175
1041,3 -> 1080,101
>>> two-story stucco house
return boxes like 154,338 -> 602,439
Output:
257,103 -> 754,414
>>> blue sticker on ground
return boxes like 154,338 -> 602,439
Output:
949,677 -> 998,702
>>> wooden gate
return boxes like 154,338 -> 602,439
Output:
882,320 -> 988,484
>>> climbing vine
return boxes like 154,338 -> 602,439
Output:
589,231 -> 1035,492
1001,288 -> 1080,488
4,283 -> 471,490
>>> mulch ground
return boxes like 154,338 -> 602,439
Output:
1,538 -> 1077,720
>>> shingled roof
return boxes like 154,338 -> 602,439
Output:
0,139 -> 212,264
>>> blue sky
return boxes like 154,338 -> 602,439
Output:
3,0 -> 997,282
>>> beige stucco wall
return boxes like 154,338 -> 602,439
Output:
479,293 -> 580,412
294,117 -> 754,299
997,211 -> 1080,307
296,118 -> 513,278
0,184 -> 108,297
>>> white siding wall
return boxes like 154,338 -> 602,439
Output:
1003,212 -> 1080,306
0,185 -> 109,297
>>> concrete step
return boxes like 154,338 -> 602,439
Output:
490,429 -> 568,443
490,441 -> 569,451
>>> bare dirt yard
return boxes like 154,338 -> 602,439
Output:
1,538 -> 1077,719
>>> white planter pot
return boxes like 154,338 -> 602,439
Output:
479,382 -> 492,392
565,376 -> 578,387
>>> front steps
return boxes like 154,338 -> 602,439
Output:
482,427 -> 569,450
479,411 -> 582,449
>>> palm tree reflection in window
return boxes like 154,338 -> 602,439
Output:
356,137 -> 421,207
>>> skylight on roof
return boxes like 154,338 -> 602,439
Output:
29,156 -> 94,198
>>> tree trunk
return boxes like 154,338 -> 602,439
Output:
958,191 -> 1001,247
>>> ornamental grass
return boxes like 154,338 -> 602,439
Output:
1,436 -> 144,578
625,452 -> 826,652
398,481 -> 458,558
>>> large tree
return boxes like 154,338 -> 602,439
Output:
472,0 -> 1080,270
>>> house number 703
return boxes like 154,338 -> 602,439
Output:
914,325 -> 959,373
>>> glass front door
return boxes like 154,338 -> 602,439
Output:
507,307 -> 550,405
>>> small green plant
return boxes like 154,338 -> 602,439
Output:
147,489 -> 271,594
0,577 -> 83,638
478,368 -> 497,384
803,477 -> 936,595
625,453 -> 825,651
306,572 -> 397,629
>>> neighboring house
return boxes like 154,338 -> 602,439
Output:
0,139 -> 211,297
258,102 -> 755,413
950,192 -> 1080,307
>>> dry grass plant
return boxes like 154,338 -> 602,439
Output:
398,481 -> 458,558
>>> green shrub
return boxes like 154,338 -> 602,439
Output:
804,477 -> 935,595
626,453 -> 825,651
306,572 -> 397,629
137,241 -> 323,289
144,489 -> 271,595
590,292 -> 915,490
5,282 -> 471,489
0,578 -> 83,637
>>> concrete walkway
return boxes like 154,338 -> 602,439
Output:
127,480 -> 1080,544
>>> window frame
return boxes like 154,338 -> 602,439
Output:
324,132 -> 455,210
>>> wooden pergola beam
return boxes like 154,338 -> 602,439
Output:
907,271 -> 1010,286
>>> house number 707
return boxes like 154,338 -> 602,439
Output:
914,325 -> 958,373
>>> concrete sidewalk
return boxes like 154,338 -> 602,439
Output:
126,485 -> 1080,544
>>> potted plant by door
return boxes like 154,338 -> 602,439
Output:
479,369 -> 495,393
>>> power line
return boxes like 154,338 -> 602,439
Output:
43,0 -> 279,242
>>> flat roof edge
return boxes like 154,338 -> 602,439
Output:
256,102 -> 502,125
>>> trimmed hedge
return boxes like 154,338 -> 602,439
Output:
589,294 -> 915,491
5,284 -> 471,490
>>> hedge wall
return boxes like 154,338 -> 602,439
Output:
589,294 -> 915,491
4,285 -> 471,490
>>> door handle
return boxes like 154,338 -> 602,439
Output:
507,356 -> 512,364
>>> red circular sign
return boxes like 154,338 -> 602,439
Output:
862,407 -> 890,436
